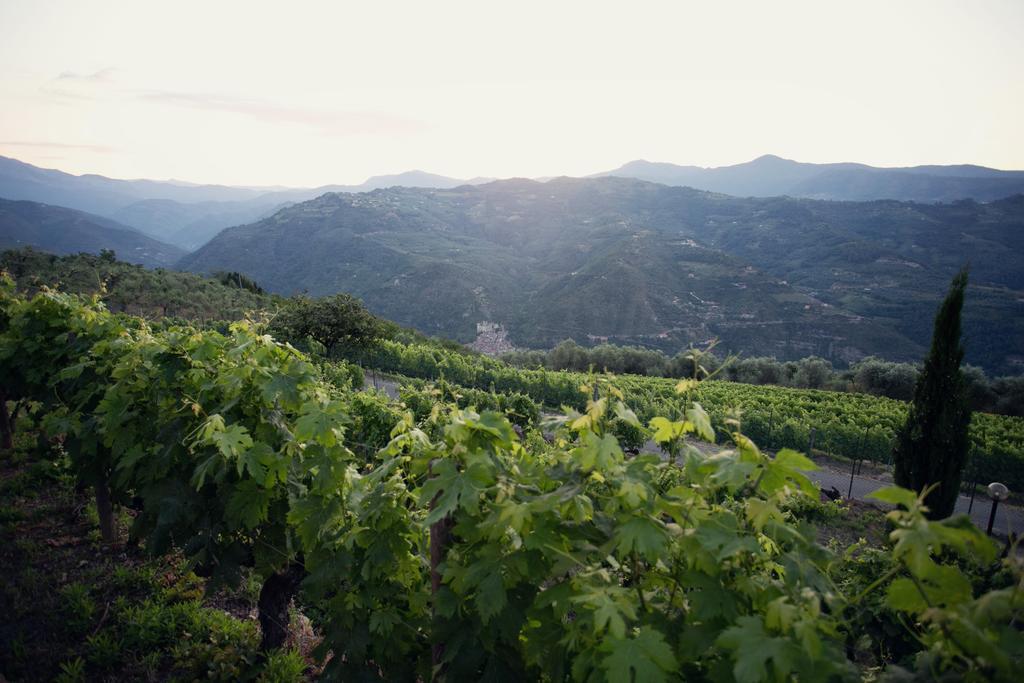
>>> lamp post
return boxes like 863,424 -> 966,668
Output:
986,482 -> 1009,536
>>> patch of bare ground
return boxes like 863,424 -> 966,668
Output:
814,499 -> 890,549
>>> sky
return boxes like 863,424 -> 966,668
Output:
0,0 -> 1022,187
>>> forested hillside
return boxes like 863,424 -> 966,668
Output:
0,248 -> 277,321
180,177 -> 1024,373
0,198 -> 184,267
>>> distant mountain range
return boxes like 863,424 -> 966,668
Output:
180,177 -> 1024,374
0,156 -> 489,250
3,154 -> 1024,252
0,198 -> 184,267
3,154 -> 1024,373
595,155 -> 1024,203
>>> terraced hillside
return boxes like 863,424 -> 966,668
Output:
180,177 -> 1024,373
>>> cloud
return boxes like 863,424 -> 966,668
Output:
40,67 -> 116,102
56,68 -> 116,82
137,90 -> 424,135
0,140 -> 116,154
37,67 -> 421,136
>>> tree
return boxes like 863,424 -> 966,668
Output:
547,339 -> 589,372
790,356 -> 833,389
893,269 -> 971,519
851,356 -> 919,401
269,294 -> 393,357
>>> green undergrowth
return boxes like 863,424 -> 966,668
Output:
0,432 -> 308,683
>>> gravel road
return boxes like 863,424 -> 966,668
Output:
641,437 -> 1022,537
807,457 -> 1022,537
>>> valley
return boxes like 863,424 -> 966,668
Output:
179,177 -> 1024,374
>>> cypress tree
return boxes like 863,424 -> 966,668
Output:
893,268 -> 971,519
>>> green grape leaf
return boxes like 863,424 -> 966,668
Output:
210,423 -> 253,459
773,448 -> 817,472
614,401 -> 641,428
886,578 -> 928,613
592,598 -> 628,640
746,498 -> 783,531
199,413 -> 227,440
238,442 -> 280,485
717,615 -> 794,683
686,403 -> 715,442
600,627 -> 677,683
475,571 -> 507,624
932,514 -> 997,564
294,401 -> 344,447
226,479 -> 272,528
191,453 -> 222,489
617,480 -> 648,509
369,609 -> 401,636
261,371 -> 302,407
574,431 -> 623,472
649,416 -> 685,444
613,516 -> 668,560
887,565 -> 974,613
868,486 -> 918,509
420,459 -> 485,524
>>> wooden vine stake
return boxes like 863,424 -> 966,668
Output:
429,459 -> 453,676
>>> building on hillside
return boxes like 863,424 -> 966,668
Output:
469,321 -> 516,356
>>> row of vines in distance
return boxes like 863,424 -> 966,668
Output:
356,339 -> 1024,488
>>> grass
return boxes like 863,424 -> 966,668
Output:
0,430 -> 313,682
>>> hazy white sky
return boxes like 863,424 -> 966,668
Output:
1,0 -> 1022,187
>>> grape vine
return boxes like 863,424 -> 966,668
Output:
1,278 -> 1021,681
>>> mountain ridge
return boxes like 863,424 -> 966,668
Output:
5,153 -> 1024,250
178,176 -> 1024,374
0,155 -> 491,249
0,197 -> 185,267
595,156 -> 1024,202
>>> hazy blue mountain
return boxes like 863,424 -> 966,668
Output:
109,197 -> 290,250
359,170 -> 492,191
0,198 -> 185,267
7,152 -> 1023,254
178,177 -> 1024,374
0,155 -> 267,216
596,155 -> 1024,202
0,156 -> 489,248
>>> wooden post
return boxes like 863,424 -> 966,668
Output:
429,461 -> 453,674
94,471 -> 115,544
807,427 -> 816,456
987,499 -> 1001,536
858,424 -> 869,470
967,472 -> 977,514
257,563 -> 304,652
848,459 -> 857,499
0,391 -> 13,450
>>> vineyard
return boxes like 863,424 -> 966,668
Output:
1,282 -> 1022,680
356,339 -> 1024,489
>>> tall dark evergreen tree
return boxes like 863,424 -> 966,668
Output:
893,268 -> 971,519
